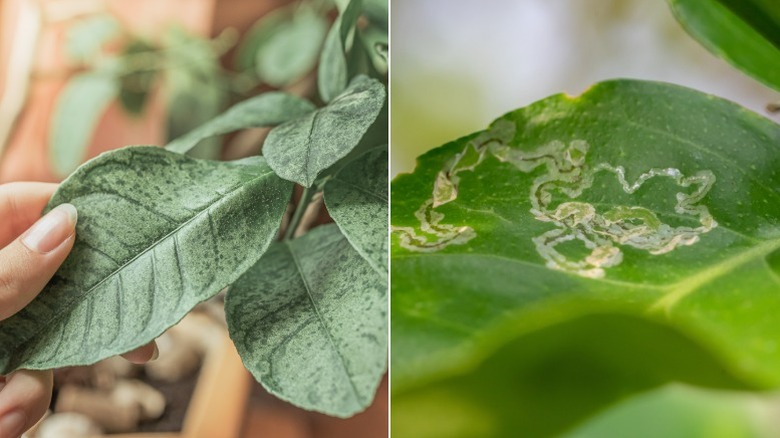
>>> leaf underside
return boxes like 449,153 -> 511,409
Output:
391,79 -> 780,434
668,0 -> 780,92
226,224 -> 387,417
0,146 -> 292,373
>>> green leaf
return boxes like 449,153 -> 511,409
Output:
363,0 -> 388,29
393,314 -> 750,437
226,224 -> 387,417
235,6 -> 290,72
119,40 -> 157,115
0,147 -> 292,373
318,0 -> 363,102
324,145 -> 388,277
165,92 -> 316,154
668,0 -> 780,92
360,25 -> 388,75
255,5 -> 327,87
49,72 -> 118,177
65,15 -> 120,62
264,75 -> 385,187
391,80 -> 780,433
564,384 -> 780,438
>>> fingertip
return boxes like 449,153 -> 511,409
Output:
121,342 -> 158,364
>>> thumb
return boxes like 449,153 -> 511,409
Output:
0,203 -> 77,321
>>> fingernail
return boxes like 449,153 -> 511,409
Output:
21,203 -> 78,254
150,345 -> 159,361
0,410 -> 26,438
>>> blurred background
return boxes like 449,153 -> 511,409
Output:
0,0 -> 386,436
391,0 -> 780,175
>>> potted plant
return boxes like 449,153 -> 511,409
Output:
0,0 -> 388,434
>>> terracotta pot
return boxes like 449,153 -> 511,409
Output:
0,0 -> 292,183
101,330 -> 252,438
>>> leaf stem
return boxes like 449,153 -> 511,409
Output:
285,185 -> 315,240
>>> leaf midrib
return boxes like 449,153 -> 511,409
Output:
394,235 -> 780,311
651,236 -> 780,312
7,168 -> 275,365
285,239 -> 363,407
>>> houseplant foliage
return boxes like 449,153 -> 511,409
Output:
391,1 -> 780,436
0,0 -> 387,418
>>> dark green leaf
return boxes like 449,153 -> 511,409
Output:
391,80 -> 780,433
119,40 -> 157,115
318,0 -> 363,102
324,146 -> 388,277
49,72 -> 118,177
255,5 -> 327,87
165,92 -> 316,154
363,0 -> 388,29
264,75 -> 385,187
668,0 -> 780,91
0,147 -> 292,373
226,224 -> 387,417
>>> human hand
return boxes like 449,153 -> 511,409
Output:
0,183 -> 157,438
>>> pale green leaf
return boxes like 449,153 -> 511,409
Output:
391,80 -> 780,434
264,75 -> 385,187
317,0 -> 363,102
165,92 -> 316,154
668,0 -> 780,91
66,15 -> 120,62
0,147 -> 292,373
324,145 -> 388,277
565,384 -> 780,438
393,314 -> 750,437
226,224 -> 387,417
235,6 -> 290,72
255,5 -> 327,87
49,72 -> 118,177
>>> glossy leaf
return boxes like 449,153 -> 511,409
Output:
565,384 -> 780,438
318,0 -> 363,102
165,92 -> 315,154
49,72 -> 118,177
393,314 -> 750,437
264,75 -> 385,187
0,147 -> 292,373
324,145 -> 388,277
391,80 -> 780,432
226,224 -> 387,417
254,4 -> 327,87
668,0 -> 780,91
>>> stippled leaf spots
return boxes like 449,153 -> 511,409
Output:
226,224 -> 387,417
324,145 -> 388,277
0,147 -> 292,373
264,75 -> 385,187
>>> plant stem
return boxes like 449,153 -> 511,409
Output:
284,186 -> 315,240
